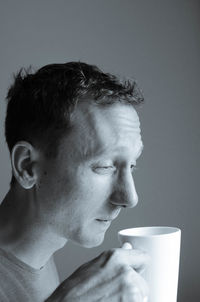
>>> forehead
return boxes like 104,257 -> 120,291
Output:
61,100 -> 142,161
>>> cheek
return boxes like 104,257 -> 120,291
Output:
39,163 -> 114,217
36,167 -> 72,212
76,173 -> 114,207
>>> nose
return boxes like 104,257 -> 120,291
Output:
109,169 -> 138,208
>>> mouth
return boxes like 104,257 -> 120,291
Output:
96,219 -> 111,223
96,209 -> 121,224
96,212 -> 120,223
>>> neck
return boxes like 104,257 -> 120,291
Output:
0,187 -> 67,269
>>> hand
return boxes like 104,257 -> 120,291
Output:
45,243 -> 149,302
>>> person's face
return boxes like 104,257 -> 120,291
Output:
36,101 -> 143,247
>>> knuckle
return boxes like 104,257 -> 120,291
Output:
120,267 -> 149,299
134,274 -> 149,298
110,248 -> 120,259
106,248 -> 121,265
119,264 -> 132,275
99,249 -> 122,269
120,267 -> 134,288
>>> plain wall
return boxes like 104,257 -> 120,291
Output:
0,1 -> 199,300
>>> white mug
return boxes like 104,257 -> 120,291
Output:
118,226 -> 181,302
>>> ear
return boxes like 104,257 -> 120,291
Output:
11,141 -> 39,189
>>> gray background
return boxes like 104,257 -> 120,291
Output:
0,0 -> 199,301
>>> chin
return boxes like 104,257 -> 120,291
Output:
75,232 -> 105,248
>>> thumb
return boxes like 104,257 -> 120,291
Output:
122,242 -> 133,250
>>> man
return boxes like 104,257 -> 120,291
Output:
0,62 -> 149,302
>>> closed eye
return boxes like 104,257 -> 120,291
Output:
92,165 -> 116,175
95,166 -> 115,171
99,166 -> 113,169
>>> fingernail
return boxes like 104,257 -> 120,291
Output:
143,296 -> 148,302
122,242 -> 132,250
132,287 -> 139,294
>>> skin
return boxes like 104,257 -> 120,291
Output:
0,101 -> 149,301
35,101 -> 143,247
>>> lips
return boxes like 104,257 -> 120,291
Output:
97,210 -> 121,222
96,219 -> 111,222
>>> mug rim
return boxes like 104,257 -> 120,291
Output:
118,226 -> 181,237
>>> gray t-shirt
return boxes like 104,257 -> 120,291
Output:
0,248 -> 60,302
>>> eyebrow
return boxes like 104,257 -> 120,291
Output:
85,143 -> 144,163
136,143 -> 144,159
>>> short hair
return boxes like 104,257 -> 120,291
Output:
5,61 -> 144,184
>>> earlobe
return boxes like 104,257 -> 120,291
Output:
11,142 -> 38,189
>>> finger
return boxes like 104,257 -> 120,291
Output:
99,248 -> 150,274
122,242 -> 133,250
130,288 -> 144,302
121,244 -> 150,275
100,276 -> 146,302
107,292 -> 148,302
120,248 -> 150,272
86,263 -> 148,301
127,267 -> 149,300
102,288 -> 143,302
